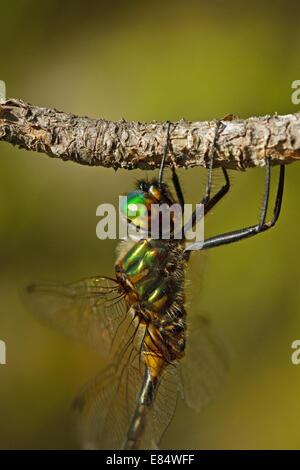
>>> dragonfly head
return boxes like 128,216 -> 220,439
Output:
120,180 -> 176,235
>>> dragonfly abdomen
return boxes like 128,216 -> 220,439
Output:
124,367 -> 160,450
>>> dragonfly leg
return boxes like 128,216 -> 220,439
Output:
204,167 -> 230,216
183,119 -> 229,230
171,166 -> 185,210
200,119 -> 225,206
158,121 -> 171,187
159,121 -> 185,209
185,158 -> 285,252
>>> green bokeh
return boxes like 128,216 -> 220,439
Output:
0,0 -> 300,449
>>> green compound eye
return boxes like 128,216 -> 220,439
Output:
120,191 -> 148,220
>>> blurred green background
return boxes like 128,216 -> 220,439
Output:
0,0 -> 300,450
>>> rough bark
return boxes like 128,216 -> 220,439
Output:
0,98 -> 299,171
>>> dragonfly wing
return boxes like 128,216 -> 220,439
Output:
178,315 -> 230,412
23,276 -> 128,355
73,361 -> 143,449
73,363 -> 179,450
73,363 -> 128,449
73,318 -> 179,450
142,365 -> 179,450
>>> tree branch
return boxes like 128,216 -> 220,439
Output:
0,98 -> 299,170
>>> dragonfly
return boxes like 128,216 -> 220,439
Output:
24,120 -> 285,450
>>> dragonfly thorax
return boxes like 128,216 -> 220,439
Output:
115,237 -> 187,362
116,238 -> 184,310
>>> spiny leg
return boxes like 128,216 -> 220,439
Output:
171,166 -> 185,210
183,119 -> 230,232
185,158 -> 285,252
204,168 -> 230,216
160,119 -> 229,214
264,160 -> 284,228
201,119 -> 225,206
182,168 -> 230,234
158,121 -> 171,187
159,121 -> 185,209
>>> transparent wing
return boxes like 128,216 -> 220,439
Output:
178,315 -> 230,412
22,276 -> 128,355
144,364 -> 179,449
73,363 -> 131,449
73,362 -> 146,449
73,321 -> 179,450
